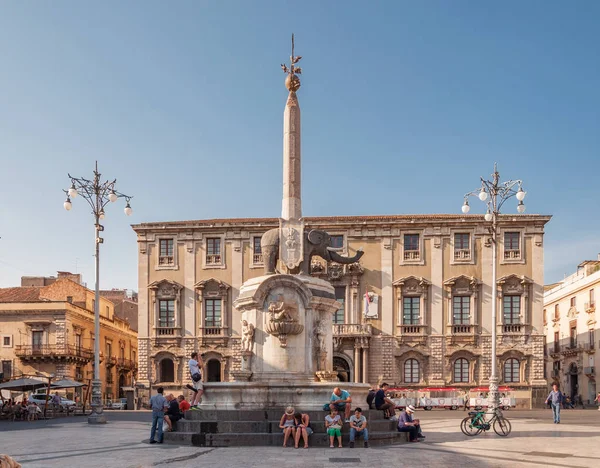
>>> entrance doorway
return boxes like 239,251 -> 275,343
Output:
568,363 -> 578,399
206,359 -> 222,382
333,356 -> 351,382
118,374 -> 126,398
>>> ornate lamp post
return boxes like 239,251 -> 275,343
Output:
63,162 -> 133,424
461,163 -> 526,412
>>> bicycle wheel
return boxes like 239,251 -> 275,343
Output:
493,416 -> 511,436
461,416 -> 482,436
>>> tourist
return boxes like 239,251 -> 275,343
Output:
178,395 -> 190,414
374,383 -> 395,420
462,390 -> 469,411
51,392 -> 61,411
279,406 -> 296,447
149,386 -> 168,444
366,386 -> 376,410
293,411 -> 312,449
397,405 -> 424,442
325,407 -> 343,448
186,352 -> 204,409
545,383 -> 564,424
349,407 -> 369,448
594,392 -> 600,410
330,387 -> 352,422
164,394 -> 182,432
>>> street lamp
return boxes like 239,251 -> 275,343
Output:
63,161 -> 133,424
461,163 -> 526,413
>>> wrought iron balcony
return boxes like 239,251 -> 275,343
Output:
332,323 -> 372,337
14,345 -> 93,363
253,253 -> 263,264
105,356 -> 117,368
502,323 -> 523,334
116,358 -> 136,370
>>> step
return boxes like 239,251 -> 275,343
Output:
164,430 -> 409,447
183,408 -> 390,422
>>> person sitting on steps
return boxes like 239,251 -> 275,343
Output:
330,387 -> 352,423
279,406 -> 296,447
397,405 -> 425,442
349,407 -> 369,448
325,407 -> 343,448
293,411 -> 312,449
374,383 -> 396,420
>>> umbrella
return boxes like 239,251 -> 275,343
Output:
0,378 -> 49,391
51,379 -> 86,389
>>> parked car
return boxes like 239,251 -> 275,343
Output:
29,393 -> 76,410
105,398 -> 127,410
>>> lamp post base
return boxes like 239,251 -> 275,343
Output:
488,376 -> 500,412
87,379 -> 107,424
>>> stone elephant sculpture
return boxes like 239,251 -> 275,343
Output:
260,228 -> 364,275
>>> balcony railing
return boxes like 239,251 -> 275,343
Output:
253,253 -> 263,264
585,301 -> 596,313
117,358 -> 136,369
105,356 -> 117,367
504,249 -> 521,260
398,324 -> 426,335
158,255 -> 174,266
454,249 -> 471,261
451,324 -> 474,334
156,327 -> 177,336
403,250 -> 420,261
14,345 -> 94,361
206,254 -> 222,265
584,367 -> 595,376
200,327 -> 223,336
560,344 -> 582,355
333,323 -> 373,337
503,324 -> 522,334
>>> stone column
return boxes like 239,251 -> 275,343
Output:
354,344 -> 360,383
362,346 -> 369,384
281,91 -> 302,221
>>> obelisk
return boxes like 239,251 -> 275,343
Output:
279,35 -> 304,270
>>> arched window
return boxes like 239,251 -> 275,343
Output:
404,359 -> 419,383
206,359 -> 222,382
159,358 -> 174,382
504,358 -> 519,383
453,358 -> 469,383
333,356 -> 351,382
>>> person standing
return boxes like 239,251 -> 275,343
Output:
594,392 -> 600,411
149,387 -> 168,444
462,390 -> 469,411
545,383 -> 564,424
186,352 -> 204,409
349,407 -> 369,448
397,405 -> 424,442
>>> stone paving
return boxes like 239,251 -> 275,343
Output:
1,410 -> 599,467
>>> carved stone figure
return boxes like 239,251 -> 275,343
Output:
268,301 -> 293,322
265,299 -> 303,348
241,320 -> 255,353
260,228 -> 364,275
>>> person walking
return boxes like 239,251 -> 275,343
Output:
349,407 -> 369,448
545,383 -> 564,424
149,387 -> 168,444
186,352 -> 204,409
462,390 -> 469,411
594,392 -> 600,411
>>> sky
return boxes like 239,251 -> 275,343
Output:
0,1 -> 599,291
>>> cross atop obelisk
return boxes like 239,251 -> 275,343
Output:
279,34 -> 304,270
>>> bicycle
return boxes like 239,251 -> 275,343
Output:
460,407 -> 511,436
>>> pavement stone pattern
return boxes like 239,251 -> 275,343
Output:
1,409 -> 599,467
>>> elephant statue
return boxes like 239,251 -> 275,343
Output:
260,228 -> 364,275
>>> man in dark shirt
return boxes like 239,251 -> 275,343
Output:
374,383 -> 395,419
397,405 -> 424,442
164,394 -> 182,432
366,387 -> 376,410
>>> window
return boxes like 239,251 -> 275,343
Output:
454,233 -> 471,260
403,234 -> 420,261
554,331 -> 559,353
589,330 -> 595,349
132,350 -> 136,362
205,299 -> 222,328
403,297 -> 420,325
503,296 -> 520,324
333,287 -> 345,324
206,238 -> 222,265
330,235 -> 344,250
543,309 -> 547,325
590,289 -> 596,306
404,359 -> 419,383
159,239 -> 174,266
106,342 -> 112,359
504,232 -> 520,259
554,304 -> 559,320
106,368 -> 114,384
32,331 -> 43,348
158,299 -> 175,328
75,334 -> 82,350
120,347 -> 125,360
452,296 -> 470,325
67,296 -> 73,303
1,361 -> 11,380
504,358 -> 520,383
106,305 -> 110,316
570,297 -> 576,307
2,336 -> 11,347
252,237 -> 263,264
160,358 -> 175,382
453,358 -> 469,383
92,299 -> 96,312
75,366 -> 83,381
570,326 -> 577,348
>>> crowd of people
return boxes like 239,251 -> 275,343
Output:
1,397 -> 43,421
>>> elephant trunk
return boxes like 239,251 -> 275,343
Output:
327,248 -> 364,264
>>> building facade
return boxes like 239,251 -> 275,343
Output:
133,214 -> 550,407
0,275 -> 138,402
544,258 -> 600,404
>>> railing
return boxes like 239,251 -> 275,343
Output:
585,301 -> 596,312
503,324 -> 522,334
14,345 -> 94,361
560,343 -> 582,354
253,253 -> 263,264
451,324 -> 474,334
158,255 -> 174,266
583,342 -> 595,351
75,373 -> 84,381
201,327 -> 223,336
403,250 -> 420,261
504,249 -> 521,260
398,324 -> 425,335
105,356 -> 117,367
584,367 -> 595,375
454,249 -> 471,261
552,344 -> 560,354
206,254 -> 222,265
333,323 -> 373,336
551,371 -> 560,379
156,327 -> 176,336
117,358 -> 136,369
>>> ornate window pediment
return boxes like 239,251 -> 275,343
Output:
195,278 -> 230,296
497,274 -> 533,295
195,278 -> 231,339
148,279 -> 183,299
393,276 -> 431,296
393,276 -> 431,330
444,275 -> 480,295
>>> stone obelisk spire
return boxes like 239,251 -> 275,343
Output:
281,34 -> 303,221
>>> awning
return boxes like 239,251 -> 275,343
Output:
0,378 -> 50,391
51,379 -> 87,389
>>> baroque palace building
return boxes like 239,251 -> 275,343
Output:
544,257 -> 600,404
0,272 -> 138,402
134,213 -> 550,407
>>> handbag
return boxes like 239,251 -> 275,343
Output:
191,372 -> 202,382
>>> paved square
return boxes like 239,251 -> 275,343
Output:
2,410 -> 599,467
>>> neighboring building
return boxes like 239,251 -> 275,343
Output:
544,257 -> 600,404
100,289 -> 139,332
133,214 -> 551,408
0,274 -> 137,403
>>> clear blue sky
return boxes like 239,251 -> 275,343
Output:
1,1 -> 599,291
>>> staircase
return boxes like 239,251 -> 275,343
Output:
164,409 -> 409,447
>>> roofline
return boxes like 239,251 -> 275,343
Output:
131,214 -> 552,231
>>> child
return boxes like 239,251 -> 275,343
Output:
325,407 -> 343,448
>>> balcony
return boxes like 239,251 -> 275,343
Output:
206,254 -> 222,265
560,344 -> 583,356
200,326 -> 228,346
333,323 -> 373,337
116,358 -> 136,370
583,342 -> 596,354
551,370 -> 560,380
502,324 -> 523,334
584,367 -> 596,376
14,345 -> 93,364
398,324 -> 426,335
158,255 -> 174,266
105,356 -> 117,368
253,253 -> 263,264
451,324 -> 474,334
156,327 -> 177,336
585,301 -> 596,313
454,249 -> 471,261
201,327 -> 224,336
403,250 -> 420,261
397,324 -> 427,346
504,249 -> 521,260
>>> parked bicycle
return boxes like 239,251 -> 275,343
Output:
460,407 -> 511,436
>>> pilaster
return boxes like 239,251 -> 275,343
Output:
381,241 -> 394,335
